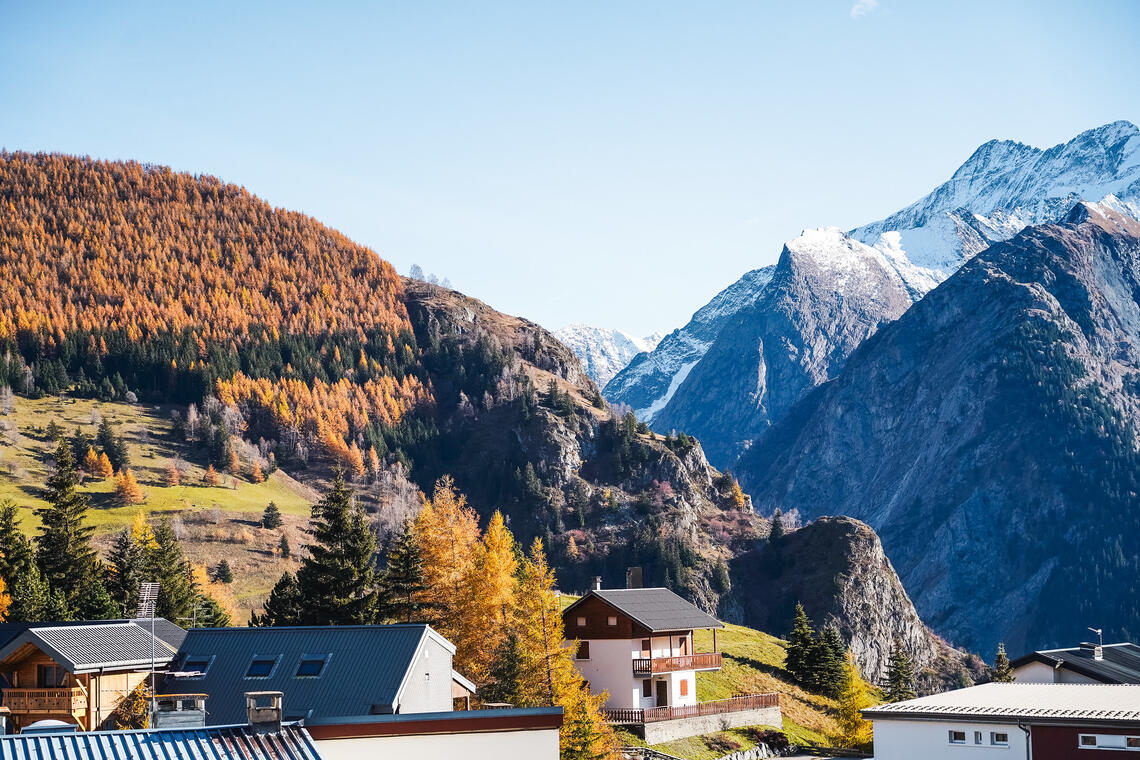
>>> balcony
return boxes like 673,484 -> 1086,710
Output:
631,652 -> 722,676
3,687 -> 87,716
603,693 -> 779,725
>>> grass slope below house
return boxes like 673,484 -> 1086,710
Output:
0,396 -> 314,618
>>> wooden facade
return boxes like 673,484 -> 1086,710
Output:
0,642 -> 149,731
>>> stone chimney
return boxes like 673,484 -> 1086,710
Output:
245,691 -> 283,733
592,576 -> 603,591
626,567 -> 643,589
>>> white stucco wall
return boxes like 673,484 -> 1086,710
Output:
872,718 -> 1024,760
314,729 -> 560,760
1013,661 -> 1100,684
571,638 -> 700,709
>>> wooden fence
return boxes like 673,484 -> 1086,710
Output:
604,693 -> 779,724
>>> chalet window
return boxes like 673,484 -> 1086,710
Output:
180,656 -> 213,677
679,679 -> 688,697
642,680 -> 652,698
577,617 -> 586,627
1077,734 -> 1140,750
245,656 -> 280,678
1130,738 -> 1140,748
641,639 -> 651,656
1080,735 -> 1097,747
949,730 -> 966,744
296,654 -> 330,678
974,731 -> 983,745
576,642 -> 590,660
991,732 -> 1009,746
607,616 -> 617,626
37,664 -> 66,688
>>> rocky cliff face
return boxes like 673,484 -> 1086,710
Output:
737,205 -> 1140,656
651,229 -> 914,467
728,516 -> 981,692
402,279 -> 763,611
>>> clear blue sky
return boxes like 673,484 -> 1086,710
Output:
3,1 -> 1138,336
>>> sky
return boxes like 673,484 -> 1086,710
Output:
2,1 -> 1139,336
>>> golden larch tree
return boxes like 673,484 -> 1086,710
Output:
250,460 -> 265,483
835,651 -> 874,748
203,464 -> 221,486
414,476 -> 480,656
459,510 -> 519,685
115,469 -> 145,505
164,462 -> 181,486
95,451 -> 115,479
82,446 -> 101,475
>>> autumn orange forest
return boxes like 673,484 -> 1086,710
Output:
0,151 -> 430,470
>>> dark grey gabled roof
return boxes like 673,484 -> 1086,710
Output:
0,722 -> 321,760
565,588 -> 722,632
0,622 -> 178,673
0,618 -> 185,651
1011,643 -> 1140,684
161,625 -> 453,725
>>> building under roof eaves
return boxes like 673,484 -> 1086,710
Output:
0,722 -> 322,760
162,625 -> 463,725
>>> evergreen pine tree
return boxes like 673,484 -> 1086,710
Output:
214,559 -> 233,584
194,595 -> 231,627
146,518 -> 196,621
35,440 -> 97,605
6,563 -> 54,622
769,508 -> 785,541
481,629 -> 525,705
45,419 -> 63,441
992,642 -> 1015,683
0,499 -> 35,587
97,418 -> 129,470
278,533 -> 291,558
106,527 -> 146,615
249,572 -> 303,626
296,472 -> 378,625
817,622 -> 848,698
74,574 -> 120,620
882,636 -> 918,702
262,502 -> 283,529
785,602 -> 815,686
69,426 -> 93,465
379,520 -> 427,623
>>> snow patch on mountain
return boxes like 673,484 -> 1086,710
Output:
554,325 -> 664,387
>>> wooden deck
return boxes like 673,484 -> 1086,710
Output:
3,687 -> 87,716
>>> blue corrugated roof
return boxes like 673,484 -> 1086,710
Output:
0,723 -> 321,760
162,625 -> 445,725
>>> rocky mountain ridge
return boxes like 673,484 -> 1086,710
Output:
737,203 -> 1140,656
603,121 -> 1140,469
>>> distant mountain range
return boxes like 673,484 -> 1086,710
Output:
739,203 -> 1140,656
604,121 -> 1140,469
553,325 -> 663,387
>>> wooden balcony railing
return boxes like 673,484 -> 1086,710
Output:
604,693 -> 779,724
631,652 -> 722,676
3,687 -> 87,715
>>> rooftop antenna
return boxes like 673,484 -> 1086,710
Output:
138,582 -> 160,715
1088,627 -> 1103,646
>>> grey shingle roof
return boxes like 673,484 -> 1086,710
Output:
569,588 -> 722,632
863,683 -> 1140,723
0,622 -> 178,673
1011,643 -> 1140,684
161,625 -> 447,725
0,619 -> 185,651
0,723 -> 321,760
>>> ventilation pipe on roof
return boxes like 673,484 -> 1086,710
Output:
245,691 -> 283,733
1080,642 -> 1105,661
592,576 -> 603,591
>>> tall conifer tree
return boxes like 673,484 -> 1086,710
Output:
379,520 -> 427,623
36,440 -> 97,605
147,518 -> 196,621
296,472 -> 378,625
882,636 -> 918,702
250,572 -> 303,626
785,602 -> 815,686
0,499 -> 34,587
992,642 -> 1015,683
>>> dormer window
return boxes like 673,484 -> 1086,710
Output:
245,656 -> 280,678
296,654 -> 330,678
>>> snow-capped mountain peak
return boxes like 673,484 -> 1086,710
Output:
553,324 -> 664,387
